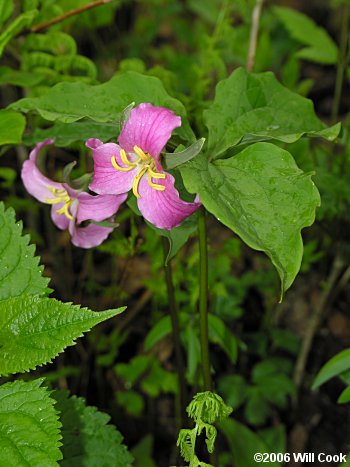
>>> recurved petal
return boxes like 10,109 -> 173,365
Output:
69,222 -> 113,249
50,203 -> 70,230
87,140 -> 136,195
76,192 -> 127,224
118,103 -> 181,159
137,171 -> 201,230
21,139 -> 64,203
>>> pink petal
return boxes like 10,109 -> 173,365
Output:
21,139 -> 64,203
118,103 -> 181,159
76,192 -> 127,224
50,203 -> 70,230
137,171 -> 201,230
87,140 -> 136,195
69,222 -> 113,249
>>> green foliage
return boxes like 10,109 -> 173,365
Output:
180,143 -> 320,295
0,378 -> 62,466
274,6 -> 338,64
54,391 -> 133,467
0,109 -> 26,146
0,9 -> 37,58
312,348 -> 350,389
0,295 -> 124,375
0,203 -> 49,300
204,67 -> 340,158
10,71 -> 195,143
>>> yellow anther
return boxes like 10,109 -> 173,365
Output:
133,145 -> 149,161
111,155 -> 135,172
148,173 -> 166,191
44,187 -> 74,220
132,167 -> 148,198
56,203 -> 73,220
148,166 -> 166,179
120,149 -> 136,168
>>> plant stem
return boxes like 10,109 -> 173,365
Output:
198,207 -> 212,391
247,0 -> 264,72
331,5 -> 350,123
30,0 -> 112,33
161,237 -> 187,426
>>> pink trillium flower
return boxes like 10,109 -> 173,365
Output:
21,139 -> 127,248
86,103 -> 201,230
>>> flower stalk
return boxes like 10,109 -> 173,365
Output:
198,207 -> 212,391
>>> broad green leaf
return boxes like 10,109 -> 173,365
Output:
180,143 -> 320,295
220,418 -> 281,467
0,203 -> 49,300
0,10 -> 37,57
204,67 -> 340,157
24,120 -> 119,147
0,379 -> 62,466
0,295 -> 124,375
312,349 -> 350,389
0,109 -> 25,146
53,391 -> 133,467
208,314 -> 237,363
10,71 -> 195,143
0,66 -> 43,87
274,7 -> 338,65
0,0 -> 14,28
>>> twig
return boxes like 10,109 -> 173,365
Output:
247,0 -> 264,72
30,0 -> 112,33
293,255 -> 345,390
116,288 -> 153,332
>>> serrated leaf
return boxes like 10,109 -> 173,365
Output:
0,109 -> 26,146
10,71 -> 195,143
53,391 -> 133,467
0,202 -> 49,300
274,6 -> 338,65
0,378 -> 62,466
0,295 -> 124,375
0,9 -> 37,58
204,67 -> 340,157
180,143 -> 320,295
312,349 -> 350,389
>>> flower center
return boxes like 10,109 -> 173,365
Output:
44,187 -> 74,220
111,145 -> 166,199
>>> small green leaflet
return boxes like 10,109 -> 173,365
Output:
0,295 -> 124,375
0,9 -> 37,58
312,348 -> 350,389
53,391 -> 133,467
0,378 -> 62,466
274,6 -> 338,65
0,109 -> 26,146
0,202 -> 49,300
204,67 -> 340,158
10,71 -> 195,143
180,143 -> 320,296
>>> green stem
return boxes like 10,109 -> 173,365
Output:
331,5 -> 350,123
198,207 -> 212,391
161,237 -> 187,427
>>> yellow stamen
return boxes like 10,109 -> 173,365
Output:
120,149 -> 136,167
148,172 -> 166,191
111,155 -> 135,172
132,167 -> 148,198
56,203 -> 74,220
133,145 -> 149,161
148,166 -> 166,179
